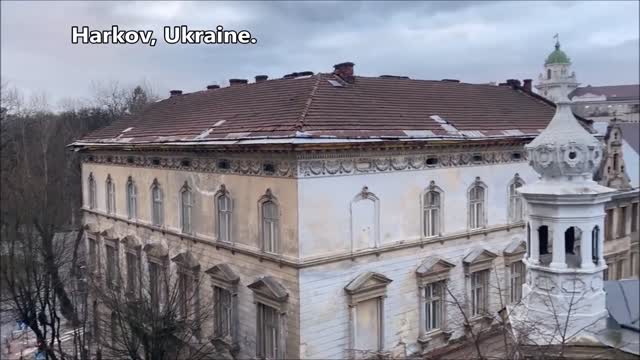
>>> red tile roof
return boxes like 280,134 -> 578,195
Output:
76,73 -> 563,146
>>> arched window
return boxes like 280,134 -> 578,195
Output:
592,226 -> 600,264
613,153 -> 619,171
422,181 -> 443,237
106,175 -> 116,214
547,69 -> 551,79
126,176 -> 137,220
180,182 -> 193,234
468,177 -> 487,230
151,179 -> 163,226
88,173 -> 96,209
508,174 -> 525,223
259,189 -> 279,253
215,185 -> 232,243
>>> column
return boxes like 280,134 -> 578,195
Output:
529,220 -> 540,264
580,224 -> 594,269
550,223 -> 566,269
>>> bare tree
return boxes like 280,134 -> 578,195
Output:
88,266 -> 229,360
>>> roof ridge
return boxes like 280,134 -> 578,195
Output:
295,74 -> 323,132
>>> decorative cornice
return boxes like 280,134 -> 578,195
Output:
82,145 -> 527,178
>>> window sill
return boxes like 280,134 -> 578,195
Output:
418,329 -> 453,344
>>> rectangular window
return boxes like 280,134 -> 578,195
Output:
126,251 -> 139,295
181,189 -> 193,234
471,270 -> 488,317
262,202 -> 278,253
257,303 -> 279,359
213,286 -> 232,339
88,238 -> 97,273
424,282 -> 444,332
616,259 -> 625,280
632,203 -> 638,233
149,260 -> 165,311
630,252 -> 638,278
152,186 -> 163,226
178,271 -> 192,319
354,297 -> 381,351
105,244 -> 118,289
618,207 -> 627,238
217,196 -> 232,242
510,261 -> 524,303
606,209 -> 614,240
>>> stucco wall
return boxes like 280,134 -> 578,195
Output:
297,162 -> 539,259
298,228 -> 516,359
82,162 -> 301,358
82,163 -> 299,258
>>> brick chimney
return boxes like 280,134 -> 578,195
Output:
229,79 -> 248,86
206,84 -> 220,90
255,75 -> 268,83
522,79 -> 532,92
333,62 -> 355,84
505,79 -> 521,88
170,90 -> 183,97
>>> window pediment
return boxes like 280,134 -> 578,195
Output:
416,256 -> 455,285
504,238 -> 526,256
345,272 -> 392,296
504,238 -> 526,265
171,252 -> 200,272
205,263 -> 240,285
84,223 -> 100,235
143,243 -> 168,259
463,247 -> 497,273
120,234 -> 141,249
100,227 -> 118,240
248,276 -> 288,303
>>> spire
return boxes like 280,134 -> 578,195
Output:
554,33 -> 560,50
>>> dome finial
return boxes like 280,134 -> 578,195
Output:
554,33 -> 560,50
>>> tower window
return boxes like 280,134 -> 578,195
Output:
547,69 -> 551,79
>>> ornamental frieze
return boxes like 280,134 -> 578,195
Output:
82,147 -> 526,178
297,149 -> 526,177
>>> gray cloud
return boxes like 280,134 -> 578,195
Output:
1,1 -> 638,106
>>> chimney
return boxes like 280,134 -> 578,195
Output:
333,62 -> 355,84
170,89 -> 183,97
206,84 -> 220,90
506,79 -> 521,88
522,79 -> 532,92
255,75 -> 268,83
229,79 -> 248,86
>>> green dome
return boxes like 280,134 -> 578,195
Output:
545,41 -> 570,65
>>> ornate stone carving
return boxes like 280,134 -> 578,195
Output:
82,146 -> 527,178
534,276 -> 556,291
561,278 -> 585,293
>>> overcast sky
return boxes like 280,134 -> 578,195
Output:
2,1 -> 638,105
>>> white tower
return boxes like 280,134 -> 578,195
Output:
535,36 -> 579,103
512,83 -> 614,344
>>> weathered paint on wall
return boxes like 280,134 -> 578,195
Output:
82,163 -> 299,258
297,162 -> 539,259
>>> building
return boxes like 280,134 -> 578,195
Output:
535,37 -> 640,123
571,85 -> 640,123
72,61 -> 639,359
511,78 -> 613,345
534,38 -> 640,284
535,38 -> 579,103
